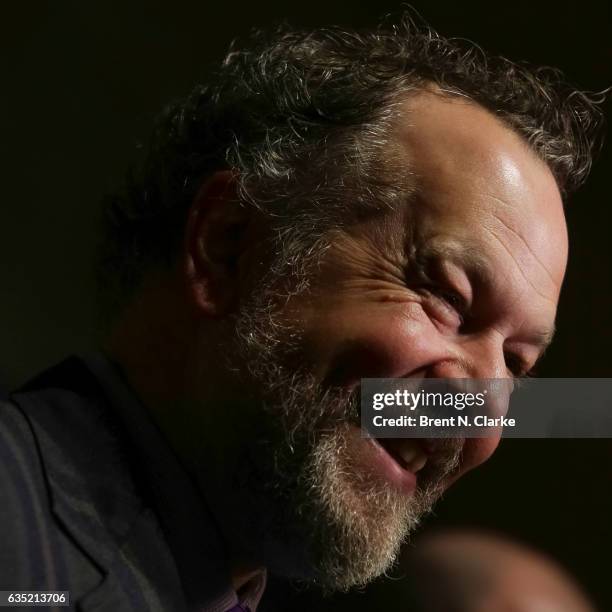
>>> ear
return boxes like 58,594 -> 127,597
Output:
183,170 -> 255,316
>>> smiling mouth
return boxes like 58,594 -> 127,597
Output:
377,438 -> 429,474
343,398 -> 428,476
345,426 -> 432,495
347,423 -> 465,497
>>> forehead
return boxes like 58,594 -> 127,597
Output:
396,90 -> 554,192
392,91 -> 568,294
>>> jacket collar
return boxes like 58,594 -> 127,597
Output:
13,353 -> 246,610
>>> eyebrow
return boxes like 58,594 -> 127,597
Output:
528,326 -> 556,353
420,240 -> 494,284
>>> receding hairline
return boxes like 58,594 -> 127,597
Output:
388,86 -> 562,195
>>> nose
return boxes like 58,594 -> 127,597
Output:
429,332 -> 509,380
427,332 -> 512,480
470,333 -> 510,380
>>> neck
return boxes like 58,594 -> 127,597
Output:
105,275 -> 269,582
105,271 -> 195,410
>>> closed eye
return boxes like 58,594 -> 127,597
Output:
430,285 -> 468,320
504,352 -> 536,379
436,288 -> 466,312
417,284 -> 468,331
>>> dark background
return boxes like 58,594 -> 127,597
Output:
1,0 -> 611,609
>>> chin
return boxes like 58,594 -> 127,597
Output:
278,426 -> 427,591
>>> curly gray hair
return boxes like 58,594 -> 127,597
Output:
96,13 -> 607,313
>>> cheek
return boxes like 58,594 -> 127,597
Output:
300,302 -> 448,387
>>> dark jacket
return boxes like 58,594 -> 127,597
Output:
0,356 -> 229,612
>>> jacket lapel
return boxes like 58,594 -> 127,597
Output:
12,359 -> 184,611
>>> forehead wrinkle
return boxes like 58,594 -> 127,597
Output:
482,191 -> 515,210
489,210 -> 559,288
481,224 -> 558,305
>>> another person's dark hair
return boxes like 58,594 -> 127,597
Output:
96,12 -> 607,314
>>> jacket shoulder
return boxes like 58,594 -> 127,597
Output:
0,399 -> 101,594
2,358 -> 185,610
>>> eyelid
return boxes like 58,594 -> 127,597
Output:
422,285 -> 466,327
504,351 -> 536,378
438,287 -> 467,311
429,284 -> 468,317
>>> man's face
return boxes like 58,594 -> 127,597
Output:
286,91 -> 568,475
193,92 -> 568,589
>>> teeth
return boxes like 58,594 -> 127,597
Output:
397,441 -> 428,473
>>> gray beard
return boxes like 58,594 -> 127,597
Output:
200,265 -> 463,592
